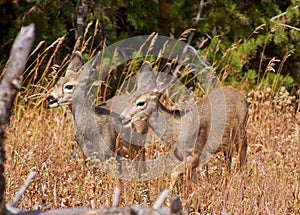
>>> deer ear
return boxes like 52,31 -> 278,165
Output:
66,51 -> 84,75
136,61 -> 156,91
155,63 -> 176,92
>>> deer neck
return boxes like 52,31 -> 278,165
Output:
148,102 -> 182,143
148,101 -> 201,161
71,78 -> 113,160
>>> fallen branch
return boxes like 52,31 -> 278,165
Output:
6,173 -> 181,214
6,188 -> 183,215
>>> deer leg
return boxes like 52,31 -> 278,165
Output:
128,143 -> 146,178
170,155 -> 200,189
225,128 -> 236,173
225,150 -> 232,174
238,131 -> 247,170
238,112 -> 248,170
138,146 -> 146,177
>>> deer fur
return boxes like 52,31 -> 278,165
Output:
47,51 -> 147,168
120,61 -> 248,184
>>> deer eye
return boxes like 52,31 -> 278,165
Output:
65,85 -> 74,90
136,101 -> 146,107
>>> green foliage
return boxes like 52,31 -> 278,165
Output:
0,0 -> 76,68
260,73 -> 295,92
0,0 -> 299,92
245,70 -> 257,81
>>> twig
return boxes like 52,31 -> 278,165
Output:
112,187 -> 120,207
10,171 -> 36,208
187,0 -> 208,45
174,0 -> 210,75
20,0 -> 45,26
270,5 -> 300,31
153,189 -> 169,209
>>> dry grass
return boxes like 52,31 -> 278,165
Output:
2,27 -> 300,214
3,81 -> 300,214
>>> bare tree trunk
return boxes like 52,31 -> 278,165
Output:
0,24 -> 35,215
76,0 -> 90,49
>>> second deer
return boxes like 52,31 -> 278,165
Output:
120,61 -> 248,184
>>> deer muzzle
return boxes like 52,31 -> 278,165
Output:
47,95 -> 59,108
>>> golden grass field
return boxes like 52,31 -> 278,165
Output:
2,30 -> 300,214
3,79 -> 300,214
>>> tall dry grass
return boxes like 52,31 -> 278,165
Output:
4,77 -> 300,214
2,27 -> 300,214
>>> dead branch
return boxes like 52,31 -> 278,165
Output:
0,24 -> 35,215
174,0 -> 210,75
270,5 -> 300,31
6,189 -> 183,215
153,190 -> 169,209
4,157 -> 181,215
112,187 -> 120,207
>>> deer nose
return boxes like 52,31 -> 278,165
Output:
119,110 -> 131,127
46,95 -> 54,102
119,111 -> 125,123
46,95 -> 59,108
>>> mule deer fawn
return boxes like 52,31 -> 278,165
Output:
120,61 -> 248,184
47,51 -> 147,175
